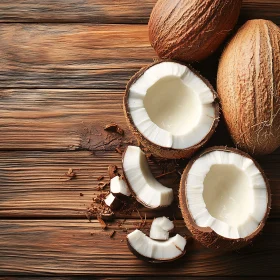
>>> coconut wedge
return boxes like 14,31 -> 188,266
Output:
122,146 -> 173,209
179,147 -> 271,250
127,229 -> 186,263
124,61 -> 219,159
150,217 -> 174,241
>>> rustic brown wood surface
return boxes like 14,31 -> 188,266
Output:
0,0 -> 280,278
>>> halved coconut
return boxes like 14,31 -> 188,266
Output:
179,147 -> 271,250
124,61 -> 219,159
122,146 -> 173,209
110,175 -> 131,200
127,229 -> 186,263
150,216 -> 174,241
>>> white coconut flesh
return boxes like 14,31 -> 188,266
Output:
186,150 -> 268,239
127,229 -> 186,260
123,146 -> 173,208
110,176 -> 131,197
128,61 -> 216,149
150,216 -> 174,240
104,193 -> 117,207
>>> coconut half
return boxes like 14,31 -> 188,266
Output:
122,146 -> 173,209
124,61 -> 219,159
127,229 -> 186,263
179,147 -> 271,250
150,216 -> 174,241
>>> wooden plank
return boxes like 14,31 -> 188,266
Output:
0,150 -> 279,218
0,1 -> 278,24
0,219 -> 279,276
0,24 -> 154,89
0,89 -> 133,151
0,150 -> 181,218
0,278 -> 274,280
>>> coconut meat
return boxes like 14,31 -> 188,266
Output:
123,146 -> 173,208
127,229 -> 186,260
186,150 -> 268,239
128,61 -> 216,149
150,217 -> 174,240
104,193 -> 119,209
110,176 -> 131,197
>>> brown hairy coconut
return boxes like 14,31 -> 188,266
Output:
148,0 -> 242,62
179,146 -> 271,250
124,60 -> 219,159
217,20 -> 280,155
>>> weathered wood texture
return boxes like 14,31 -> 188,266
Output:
0,25 -> 154,89
0,150 -> 279,218
0,0 -> 279,24
0,219 -> 279,276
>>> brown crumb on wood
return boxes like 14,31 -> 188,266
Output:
104,123 -> 124,135
80,193 -> 84,197
65,168 -> 76,179
97,181 -> 110,190
121,239 -> 124,242
115,147 -> 122,154
109,230 -> 116,238
108,165 -> 118,179
97,216 -> 107,230
97,175 -> 104,181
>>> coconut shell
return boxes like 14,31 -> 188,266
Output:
179,146 -> 271,251
123,60 -> 220,159
217,20 -> 280,156
148,0 -> 242,62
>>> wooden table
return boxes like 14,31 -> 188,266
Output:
0,0 -> 279,278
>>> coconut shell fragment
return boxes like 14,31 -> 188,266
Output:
148,0 -> 242,62
217,20 -> 280,155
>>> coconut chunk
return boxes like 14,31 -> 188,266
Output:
150,217 -> 174,241
104,193 -> 121,210
110,176 -> 131,199
122,146 -> 173,209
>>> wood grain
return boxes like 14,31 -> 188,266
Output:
0,24 -> 154,89
0,150 -> 279,218
0,1 -> 278,24
0,219 -> 279,276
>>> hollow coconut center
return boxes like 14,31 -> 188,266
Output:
186,151 -> 268,239
144,76 -> 201,135
128,62 -> 216,149
203,165 -> 253,227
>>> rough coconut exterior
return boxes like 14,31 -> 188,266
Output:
123,61 -> 220,159
217,20 -> 280,156
179,146 -> 271,251
148,0 -> 242,62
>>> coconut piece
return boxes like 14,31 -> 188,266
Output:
124,61 -> 219,159
150,217 -> 174,241
110,175 -> 131,200
179,146 -> 271,250
148,0 -> 242,62
127,229 -> 186,263
104,193 -> 121,210
122,146 -> 173,209
217,19 -> 280,155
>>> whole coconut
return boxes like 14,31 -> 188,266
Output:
148,0 -> 242,62
217,20 -> 280,155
